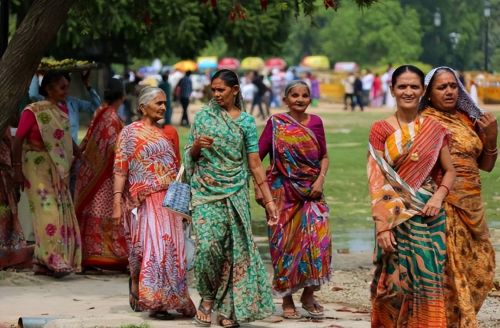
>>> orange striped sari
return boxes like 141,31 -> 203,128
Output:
368,117 -> 449,328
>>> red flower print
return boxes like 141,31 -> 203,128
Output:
45,223 -> 57,236
53,129 -> 64,140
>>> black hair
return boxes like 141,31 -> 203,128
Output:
391,65 -> 425,88
40,71 -> 68,97
211,69 -> 243,109
104,78 -> 124,103
185,70 -> 192,76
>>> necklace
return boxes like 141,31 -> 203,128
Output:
395,112 -> 420,162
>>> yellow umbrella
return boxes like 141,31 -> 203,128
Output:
240,57 -> 265,71
174,60 -> 197,72
301,56 -> 330,70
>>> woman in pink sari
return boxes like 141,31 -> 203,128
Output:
112,87 -> 195,320
74,79 -> 128,271
258,81 -> 331,319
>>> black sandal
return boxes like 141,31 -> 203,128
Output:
149,311 -> 174,320
128,277 -> 142,312
193,299 -> 212,327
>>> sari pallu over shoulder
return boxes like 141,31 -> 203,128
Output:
368,117 -> 449,328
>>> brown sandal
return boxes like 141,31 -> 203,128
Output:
218,315 -> 240,328
193,299 -> 212,327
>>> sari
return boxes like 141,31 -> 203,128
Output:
422,108 -> 495,328
261,113 -> 331,296
74,105 -> 128,270
114,121 -> 193,312
0,130 -> 28,268
184,100 -> 275,322
368,117 -> 449,328
22,101 -> 82,274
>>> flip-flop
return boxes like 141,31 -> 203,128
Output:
300,296 -> 325,312
218,315 -> 240,328
302,303 -> 324,318
128,277 -> 142,312
282,308 -> 302,319
149,311 -> 174,320
193,300 -> 212,327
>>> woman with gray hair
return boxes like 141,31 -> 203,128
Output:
112,87 -> 196,319
420,67 -> 498,327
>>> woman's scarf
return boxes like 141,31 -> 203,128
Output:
419,66 -> 484,120
184,99 -> 248,206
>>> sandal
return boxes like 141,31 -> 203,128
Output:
193,299 -> 212,327
149,311 -> 174,320
282,307 -> 302,319
128,277 -> 142,312
218,315 -> 240,328
302,303 -> 324,318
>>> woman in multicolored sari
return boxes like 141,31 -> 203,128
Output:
420,67 -> 498,328
12,71 -> 82,277
112,87 -> 196,319
74,79 -> 128,271
185,69 -> 277,328
257,80 -> 331,319
367,65 -> 455,328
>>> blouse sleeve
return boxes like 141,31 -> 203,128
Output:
368,121 -> 388,151
258,118 -> 273,160
16,109 -> 36,139
114,127 -> 132,176
242,114 -> 259,154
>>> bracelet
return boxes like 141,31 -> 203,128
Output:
256,180 -> 266,186
264,199 -> 274,207
483,147 -> 498,155
113,191 -> 123,195
439,185 -> 450,196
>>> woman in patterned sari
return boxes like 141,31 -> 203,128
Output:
367,65 -> 455,328
258,81 -> 331,319
74,79 -> 128,271
12,71 -> 82,277
185,69 -> 278,328
420,67 -> 498,328
112,87 -> 196,319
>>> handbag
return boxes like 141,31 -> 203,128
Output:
162,165 -> 191,220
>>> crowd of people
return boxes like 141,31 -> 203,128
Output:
0,63 -> 497,328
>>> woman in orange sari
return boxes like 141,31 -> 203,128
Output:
74,79 -> 128,271
368,65 -> 455,328
420,67 -> 498,328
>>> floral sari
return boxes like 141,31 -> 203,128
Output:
184,100 -> 275,322
423,108 -> 495,328
115,121 -> 193,312
368,117 -> 448,328
22,101 -> 81,274
74,105 -> 128,270
263,113 -> 331,296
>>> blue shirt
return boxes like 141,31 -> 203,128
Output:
66,88 -> 101,142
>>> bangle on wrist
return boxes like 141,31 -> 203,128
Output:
256,180 -> 266,186
264,199 -> 273,207
438,184 -> 450,196
113,191 -> 123,195
483,147 -> 498,155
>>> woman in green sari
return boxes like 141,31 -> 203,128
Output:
185,69 -> 278,328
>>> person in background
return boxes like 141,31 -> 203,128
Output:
113,87 -> 196,319
178,70 -> 193,127
420,66 -> 498,328
361,69 -> 374,107
250,73 -> 270,120
353,73 -> 364,112
74,78 -> 128,272
342,72 -> 355,111
13,70 -> 82,277
185,69 -> 277,328
371,73 -> 383,107
310,74 -> 321,107
258,80 -> 331,319
158,71 -> 172,125
368,65 -> 455,327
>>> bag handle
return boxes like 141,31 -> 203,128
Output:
175,165 -> 185,182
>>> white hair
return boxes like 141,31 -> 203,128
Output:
138,87 -> 165,107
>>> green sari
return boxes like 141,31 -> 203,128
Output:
184,100 -> 274,322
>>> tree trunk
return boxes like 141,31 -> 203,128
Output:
0,0 -> 76,132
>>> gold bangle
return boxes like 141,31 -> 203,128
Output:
483,147 -> 498,155
264,200 -> 273,207
113,191 -> 123,195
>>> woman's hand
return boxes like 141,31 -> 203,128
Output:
421,194 -> 443,217
254,182 -> 265,207
477,112 -> 498,143
13,166 -> 25,191
377,230 -> 396,253
112,196 -> 123,223
194,136 -> 214,149
309,176 -> 324,199
265,201 -> 279,226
